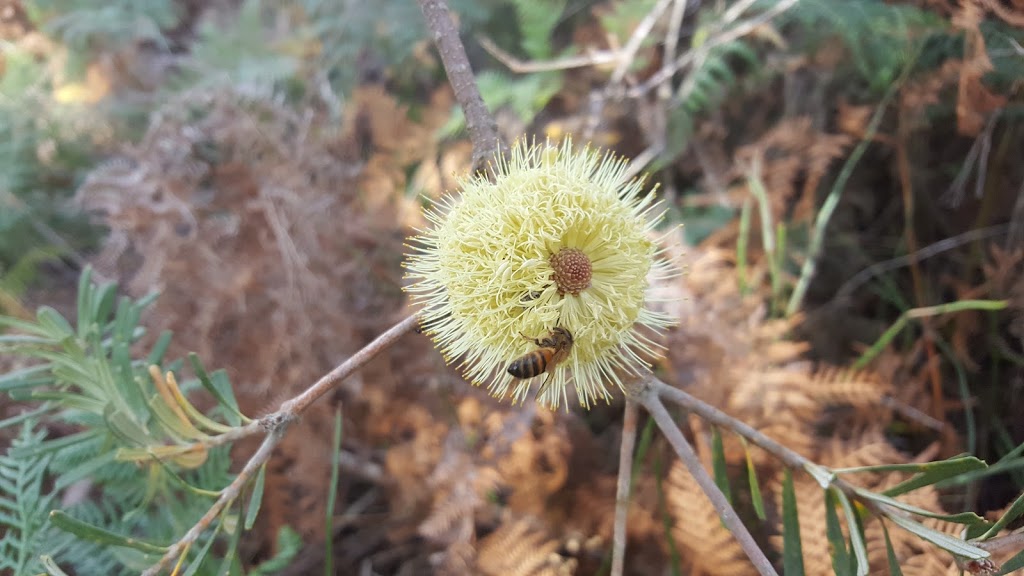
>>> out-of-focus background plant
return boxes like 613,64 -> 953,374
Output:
1,0 -> 1023,574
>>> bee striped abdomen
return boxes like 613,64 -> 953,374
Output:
507,327 -> 573,380
507,350 -> 552,379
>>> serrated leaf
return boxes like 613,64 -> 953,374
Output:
711,427 -> 732,505
886,512 -> 989,559
834,489 -> 868,576
49,510 -> 168,554
245,464 -> 267,530
741,438 -> 765,520
825,488 -> 853,576
782,469 -> 805,576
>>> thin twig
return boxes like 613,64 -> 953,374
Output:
141,314 -> 419,574
417,0 -> 506,173
609,0 -> 676,86
658,0 -> 691,102
141,427 -> 285,576
611,399 -> 640,576
636,382 -> 779,576
829,223 -> 1011,306
646,375 -> 806,469
477,35 -> 619,73
280,314 -> 420,415
631,0 -> 800,100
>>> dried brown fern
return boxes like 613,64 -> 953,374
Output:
476,516 -> 577,576
668,458 -> 760,576
733,117 -> 853,224
74,84 -> 453,556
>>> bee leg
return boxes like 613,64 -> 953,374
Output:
537,371 -> 554,396
519,332 -> 542,346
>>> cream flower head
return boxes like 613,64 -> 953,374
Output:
404,139 -> 676,409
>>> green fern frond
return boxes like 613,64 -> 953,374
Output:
515,0 -> 568,59
182,0 -> 299,92
301,0 -> 498,95
0,420 -> 53,575
0,268 -> 248,574
777,0 -> 944,92
25,0 -> 181,79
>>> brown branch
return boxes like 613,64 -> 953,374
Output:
141,314 -> 419,575
279,314 -> 420,415
637,375 -> 1001,570
417,0 -> 506,173
645,375 -> 806,469
611,399 -> 640,576
632,379 -> 780,576
141,426 -> 286,576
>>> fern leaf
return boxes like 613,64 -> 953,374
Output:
0,420 -> 53,575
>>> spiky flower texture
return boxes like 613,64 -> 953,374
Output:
404,140 -> 676,409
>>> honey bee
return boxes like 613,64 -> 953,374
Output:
506,327 -> 574,379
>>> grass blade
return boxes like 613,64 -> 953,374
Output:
834,489 -> 868,576
782,469 -> 805,576
742,438 -> 765,520
880,521 -> 904,576
710,427 -> 732,504
245,463 -> 267,530
326,408 -> 343,576
825,488 -> 853,576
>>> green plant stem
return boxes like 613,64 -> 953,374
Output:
852,300 -> 1008,369
737,198 -> 752,295
325,409 -> 343,576
786,49 -> 919,317
745,156 -> 782,310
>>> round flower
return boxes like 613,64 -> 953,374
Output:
403,139 -> 676,409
